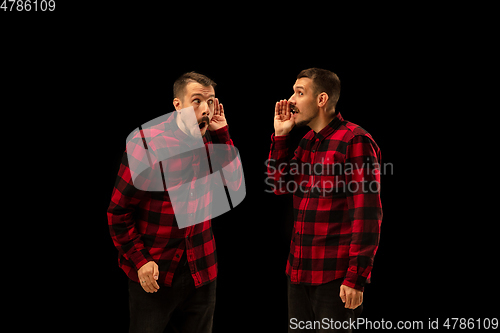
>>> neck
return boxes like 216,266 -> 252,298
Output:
308,109 -> 336,133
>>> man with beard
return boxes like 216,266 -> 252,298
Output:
108,72 -> 237,333
267,68 -> 383,332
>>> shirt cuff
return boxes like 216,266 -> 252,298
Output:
342,270 -> 366,292
271,133 -> 290,150
129,249 -> 153,271
209,125 -> 231,144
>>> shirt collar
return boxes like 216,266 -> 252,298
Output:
314,112 -> 344,141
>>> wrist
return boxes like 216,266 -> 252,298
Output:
275,130 -> 289,136
343,270 -> 366,292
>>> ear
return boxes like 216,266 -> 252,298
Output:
317,92 -> 329,109
173,97 -> 182,111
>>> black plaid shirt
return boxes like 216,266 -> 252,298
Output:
267,112 -> 382,291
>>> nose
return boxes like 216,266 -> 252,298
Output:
288,94 -> 295,104
201,101 -> 210,117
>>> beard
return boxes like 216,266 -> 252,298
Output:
295,118 -> 308,128
294,111 -> 315,128
292,103 -> 317,128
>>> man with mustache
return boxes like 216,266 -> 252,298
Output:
268,68 -> 382,332
107,72 -> 233,333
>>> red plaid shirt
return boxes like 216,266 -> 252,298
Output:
267,112 -> 382,291
107,112 -> 234,288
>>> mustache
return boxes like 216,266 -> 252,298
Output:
198,116 -> 210,129
290,103 -> 299,113
199,116 -> 210,124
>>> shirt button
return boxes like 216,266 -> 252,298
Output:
175,254 -> 180,258
190,192 -> 194,197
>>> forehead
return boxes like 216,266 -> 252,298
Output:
185,82 -> 215,97
293,77 -> 313,91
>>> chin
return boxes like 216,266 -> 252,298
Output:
294,113 -> 313,128
295,119 -> 308,128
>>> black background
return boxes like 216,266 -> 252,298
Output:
2,4 -> 496,332
91,54 -> 496,331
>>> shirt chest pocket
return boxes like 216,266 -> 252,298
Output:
322,150 -> 345,166
309,150 -> 347,198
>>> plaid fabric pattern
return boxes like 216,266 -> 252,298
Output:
107,112 -> 235,288
267,112 -> 382,291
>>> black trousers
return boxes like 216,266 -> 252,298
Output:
128,256 -> 216,333
288,277 -> 363,333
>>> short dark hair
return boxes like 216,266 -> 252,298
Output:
297,68 -> 341,111
173,71 -> 217,100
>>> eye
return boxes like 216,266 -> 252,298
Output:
193,99 -> 201,104
208,99 -> 214,105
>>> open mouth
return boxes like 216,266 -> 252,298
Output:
198,116 -> 210,130
290,105 -> 299,114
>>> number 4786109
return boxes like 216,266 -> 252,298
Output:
443,318 -> 498,330
1,0 -> 56,11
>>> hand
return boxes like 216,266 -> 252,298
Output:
137,261 -> 160,293
208,98 -> 227,131
339,284 -> 363,309
274,100 -> 295,136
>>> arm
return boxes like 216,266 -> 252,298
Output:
107,151 -> 161,292
343,135 -> 383,292
107,151 -> 154,275
266,100 -> 297,195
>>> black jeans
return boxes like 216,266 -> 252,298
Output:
128,256 -> 216,333
288,277 -> 363,333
